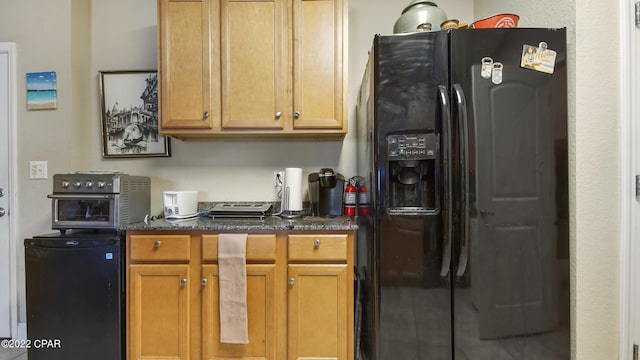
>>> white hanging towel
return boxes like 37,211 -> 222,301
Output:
218,233 -> 249,344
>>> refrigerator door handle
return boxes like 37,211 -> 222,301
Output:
438,85 -> 452,278
453,84 -> 470,277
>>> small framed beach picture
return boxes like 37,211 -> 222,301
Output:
99,70 -> 170,158
26,71 -> 58,110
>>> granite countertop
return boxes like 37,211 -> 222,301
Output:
125,215 -> 358,232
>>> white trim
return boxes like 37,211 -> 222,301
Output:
621,0 -> 636,359
0,42 -> 18,340
9,43 -> 18,342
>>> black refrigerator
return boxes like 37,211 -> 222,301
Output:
355,28 -> 569,360
24,231 -> 124,360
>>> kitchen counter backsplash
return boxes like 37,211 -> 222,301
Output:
125,201 -> 357,231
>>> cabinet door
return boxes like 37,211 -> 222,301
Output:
220,0 -> 286,130
202,264 -> 277,360
292,0 -> 345,130
129,264 -> 190,360
288,264 -> 349,360
158,0 -> 219,130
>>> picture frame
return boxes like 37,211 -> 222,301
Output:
99,70 -> 170,158
26,71 -> 58,110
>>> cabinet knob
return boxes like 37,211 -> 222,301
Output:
180,278 -> 188,286
154,240 -> 162,248
201,278 -> 208,286
294,111 -> 301,119
314,239 -> 321,247
289,278 -> 295,286
203,111 -> 210,119
275,111 -> 282,119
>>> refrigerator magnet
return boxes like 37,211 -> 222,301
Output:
520,42 -> 557,74
480,57 -> 493,79
491,62 -> 503,84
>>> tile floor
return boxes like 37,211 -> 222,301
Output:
0,348 -> 26,360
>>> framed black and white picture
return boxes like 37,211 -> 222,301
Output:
99,70 -> 170,158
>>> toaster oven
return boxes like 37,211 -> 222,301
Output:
48,173 -> 150,233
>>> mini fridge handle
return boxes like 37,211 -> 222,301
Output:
438,85 -> 452,278
453,84 -> 470,277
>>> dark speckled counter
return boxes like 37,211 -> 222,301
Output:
125,215 -> 357,232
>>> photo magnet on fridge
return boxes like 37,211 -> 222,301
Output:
521,43 -> 557,74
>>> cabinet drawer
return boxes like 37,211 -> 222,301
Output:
130,235 -> 191,262
288,234 -> 347,262
202,234 -> 276,262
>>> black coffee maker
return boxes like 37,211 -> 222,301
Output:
308,168 -> 345,217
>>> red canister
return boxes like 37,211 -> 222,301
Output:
358,179 -> 369,216
343,179 -> 357,216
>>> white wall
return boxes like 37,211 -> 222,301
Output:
572,1 -> 621,359
0,1 -> 622,359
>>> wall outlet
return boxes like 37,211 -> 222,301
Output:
29,160 -> 47,179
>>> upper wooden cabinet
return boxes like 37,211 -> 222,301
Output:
292,0 -> 345,131
220,0 -> 286,131
158,0 -> 219,131
157,0 -> 347,139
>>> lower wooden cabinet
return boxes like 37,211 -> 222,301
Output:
128,264 -> 190,360
202,264 -> 277,360
288,264 -> 349,360
126,231 -> 353,360
287,234 -> 352,360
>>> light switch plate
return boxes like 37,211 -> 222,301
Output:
29,161 -> 47,179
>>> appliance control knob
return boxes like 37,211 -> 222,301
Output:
97,181 -> 106,189
85,180 -> 93,189
61,180 -> 70,189
72,180 -> 82,189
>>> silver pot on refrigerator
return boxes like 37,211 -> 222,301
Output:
393,0 -> 447,33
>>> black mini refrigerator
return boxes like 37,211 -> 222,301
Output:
24,231 -> 124,360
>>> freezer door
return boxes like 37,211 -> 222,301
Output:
449,28 -> 569,359
368,31 -> 453,360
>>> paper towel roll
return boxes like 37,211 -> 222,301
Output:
282,167 -> 303,211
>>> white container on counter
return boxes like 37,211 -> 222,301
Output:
163,190 -> 198,219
